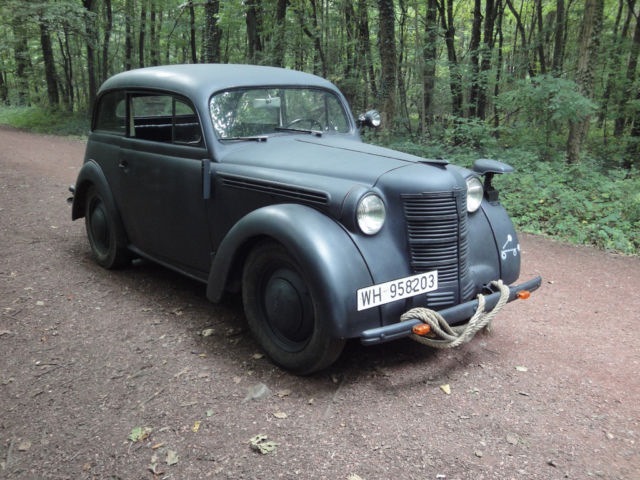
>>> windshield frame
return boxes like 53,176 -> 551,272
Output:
208,86 -> 354,141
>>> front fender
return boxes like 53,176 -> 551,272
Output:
467,200 -> 521,288
206,204 -> 379,338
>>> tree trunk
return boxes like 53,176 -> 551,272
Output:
189,0 -> 197,63
566,0 -> 604,164
551,0 -> 565,74
614,4 -> 640,137
39,19 -> 59,108
377,0 -> 397,127
57,26 -> 74,110
149,1 -> 159,66
246,0 -> 263,63
535,0 -> 547,74
124,0 -> 134,71
12,12 -> 31,105
0,70 -> 7,105
139,0 -> 147,68
422,0 -> 438,127
102,0 -> 113,81
625,86 -> 640,171
272,0 -> 288,67
203,0 -> 222,63
477,0 -> 497,120
438,0 -> 463,118
357,0 -> 377,101
468,0 -> 482,118
85,1 -> 98,107
505,0 -> 534,77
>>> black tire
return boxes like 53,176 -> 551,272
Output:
84,185 -> 131,269
242,241 -> 345,375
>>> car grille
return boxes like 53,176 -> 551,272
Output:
402,190 -> 474,308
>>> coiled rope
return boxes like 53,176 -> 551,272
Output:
401,280 -> 510,349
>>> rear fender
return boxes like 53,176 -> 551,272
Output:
206,204 -> 379,338
71,160 -> 129,248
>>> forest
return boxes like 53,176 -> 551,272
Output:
0,0 -> 639,254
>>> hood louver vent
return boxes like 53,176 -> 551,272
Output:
221,176 -> 329,205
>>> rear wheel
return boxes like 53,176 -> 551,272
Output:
84,185 -> 130,269
242,241 -> 345,375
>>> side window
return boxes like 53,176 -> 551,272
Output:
130,93 -> 203,146
94,91 -> 126,134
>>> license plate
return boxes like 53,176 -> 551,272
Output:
357,270 -> 438,311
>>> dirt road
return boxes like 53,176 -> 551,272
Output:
1,125 -> 638,479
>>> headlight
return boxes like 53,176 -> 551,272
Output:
466,176 -> 484,213
357,193 -> 386,235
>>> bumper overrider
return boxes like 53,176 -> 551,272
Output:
360,276 -> 542,346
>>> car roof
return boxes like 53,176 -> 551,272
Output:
98,64 -> 339,101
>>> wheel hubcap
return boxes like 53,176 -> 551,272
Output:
90,201 -> 109,253
263,268 -> 313,345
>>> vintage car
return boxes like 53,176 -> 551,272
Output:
70,64 -> 540,374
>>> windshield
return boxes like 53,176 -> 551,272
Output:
209,87 -> 351,139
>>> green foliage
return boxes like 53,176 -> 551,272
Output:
497,75 -> 597,157
497,151 -> 639,255
0,107 -> 89,136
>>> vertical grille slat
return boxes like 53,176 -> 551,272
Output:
402,191 -> 473,308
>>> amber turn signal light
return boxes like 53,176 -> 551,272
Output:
516,290 -> 531,300
412,323 -> 431,336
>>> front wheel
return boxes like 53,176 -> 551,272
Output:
242,241 -> 345,375
84,185 -> 131,269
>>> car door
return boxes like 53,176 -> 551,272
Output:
116,92 -> 212,277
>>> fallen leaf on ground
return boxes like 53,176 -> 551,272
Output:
166,450 -> 179,465
192,421 -> 201,432
243,383 -> 271,402
273,411 -> 288,419
252,353 -> 264,359
515,365 -> 528,372
440,384 -> 451,395
17,440 -> 31,451
249,434 -> 278,454
128,426 -> 152,443
276,389 -> 291,397
201,328 -> 215,337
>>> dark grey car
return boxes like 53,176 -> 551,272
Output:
70,64 -> 540,374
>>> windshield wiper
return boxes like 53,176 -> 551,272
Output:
274,127 -> 323,137
221,135 -> 268,142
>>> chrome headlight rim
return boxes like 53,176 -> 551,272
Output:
466,176 -> 484,213
356,193 -> 386,235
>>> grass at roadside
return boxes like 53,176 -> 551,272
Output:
0,106 -> 89,137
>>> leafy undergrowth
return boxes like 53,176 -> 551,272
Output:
498,151 -> 639,255
0,106 -> 89,137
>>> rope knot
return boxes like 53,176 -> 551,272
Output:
402,280 -> 510,349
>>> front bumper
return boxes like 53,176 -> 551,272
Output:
360,276 -> 542,346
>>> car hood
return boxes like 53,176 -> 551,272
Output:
216,135 -> 448,187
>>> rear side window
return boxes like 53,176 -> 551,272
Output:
94,91 -> 126,134
131,94 -> 203,146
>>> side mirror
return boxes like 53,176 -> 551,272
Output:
472,159 -> 514,203
357,110 -> 382,129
